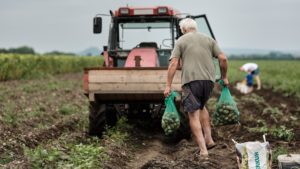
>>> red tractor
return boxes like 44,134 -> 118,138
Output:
84,6 -> 220,138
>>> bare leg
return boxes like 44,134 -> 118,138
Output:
199,107 -> 215,146
255,75 -> 261,90
188,110 -> 208,155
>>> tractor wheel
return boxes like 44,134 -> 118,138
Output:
105,104 -> 118,127
88,102 -> 117,137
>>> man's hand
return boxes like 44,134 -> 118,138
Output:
222,78 -> 229,86
164,86 -> 171,97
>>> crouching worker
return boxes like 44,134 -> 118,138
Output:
163,18 -> 229,160
239,63 -> 261,90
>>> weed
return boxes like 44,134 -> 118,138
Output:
27,110 -> 44,118
247,125 -> 269,133
247,125 -> 294,142
270,125 -> 294,142
1,103 -> 18,126
22,84 -> 39,93
59,104 -> 78,115
272,146 -> 288,164
241,93 -> 266,105
25,137 -> 108,169
47,82 -> 60,91
24,118 -> 132,168
262,107 -> 283,122
103,117 -> 133,146
0,151 -> 15,165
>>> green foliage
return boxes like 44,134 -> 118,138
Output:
270,125 -> 294,142
1,102 -> 18,126
272,146 -> 288,164
0,54 -> 103,81
25,137 -> 108,169
240,93 -> 266,105
24,118 -> 132,168
103,117 -> 132,146
247,125 -> 294,142
0,151 -> 15,165
59,104 -> 79,115
262,107 -> 283,122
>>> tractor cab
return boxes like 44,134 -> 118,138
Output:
93,6 -> 216,68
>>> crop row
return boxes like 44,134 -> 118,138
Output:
0,54 -> 103,81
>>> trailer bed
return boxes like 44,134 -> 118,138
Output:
84,67 -> 182,103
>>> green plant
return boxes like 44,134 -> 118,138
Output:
241,93 -> 266,105
272,146 -> 288,164
1,103 -> 18,126
103,117 -> 132,146
262,107 -> 283,122
247,125 -> 294,142
59,104 -> 79,115
0,151 -> 15,165
247,125 -> 269,133
0,54 -> 103,81
25,146 -> 62,169
25,137 -> 109,169
270,125 -> 294,142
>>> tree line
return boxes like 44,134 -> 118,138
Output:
0,46 -> 76,56
0,46 -> 35,54
229,51 -> 298,60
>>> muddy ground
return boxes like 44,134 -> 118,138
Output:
0,73 -> 299,169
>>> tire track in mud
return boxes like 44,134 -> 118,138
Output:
127,139 -> 171,169
120,129 -> 238,169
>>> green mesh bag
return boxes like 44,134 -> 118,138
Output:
212,80 -> 240,126
161,91 -> 180,135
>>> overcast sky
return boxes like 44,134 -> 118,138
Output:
0,0 -> 299,53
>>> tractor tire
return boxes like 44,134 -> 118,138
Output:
88,102 -> 118,137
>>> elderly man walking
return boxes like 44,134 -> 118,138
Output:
164,18 -> 229,160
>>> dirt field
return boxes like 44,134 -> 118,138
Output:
0,73 -> 299,169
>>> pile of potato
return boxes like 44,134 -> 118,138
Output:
213,103 -> 239,126
161,112 -> 180,135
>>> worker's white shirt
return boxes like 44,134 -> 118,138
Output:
241,63 -> 258,72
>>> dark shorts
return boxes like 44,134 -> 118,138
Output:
251,68 -> 260,76
182,80 -> 214,113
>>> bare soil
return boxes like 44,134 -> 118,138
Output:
0,74 -> 299,169
103,85 -> 300,169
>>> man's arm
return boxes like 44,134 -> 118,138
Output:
164,57 -> 179,97
218,53 -> 229,85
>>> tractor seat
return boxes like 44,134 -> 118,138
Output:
138,42 -> 158,48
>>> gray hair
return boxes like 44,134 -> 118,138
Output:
179,18 -> 198,31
